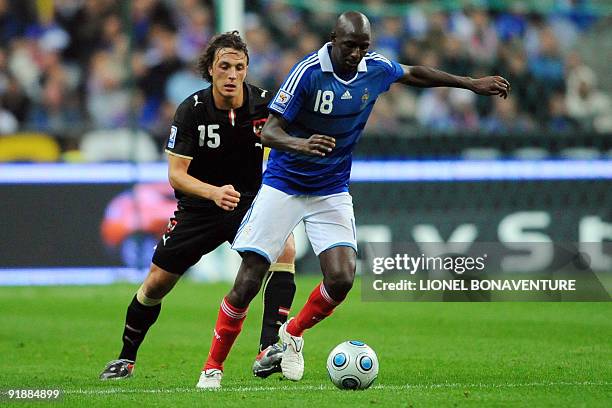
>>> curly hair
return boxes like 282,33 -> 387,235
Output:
197,31 -> 249,82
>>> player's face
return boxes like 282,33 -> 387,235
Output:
331,32 -> 370,73
209,48 -> 248,99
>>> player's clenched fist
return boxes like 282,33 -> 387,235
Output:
214,185 -> 241,211
470,76 -> 511,99
299,135 -> 336,156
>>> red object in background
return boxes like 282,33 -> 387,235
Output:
101,183 -> 176,247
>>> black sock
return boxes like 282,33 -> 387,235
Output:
118,295 -> 162,362
259,271 -> 296,351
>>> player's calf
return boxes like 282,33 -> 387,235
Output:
227,252 -> 270,308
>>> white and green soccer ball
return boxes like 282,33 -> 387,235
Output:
326,341 -> 379,390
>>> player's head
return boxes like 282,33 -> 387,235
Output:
330,11 -> 371,74
198,31 -> 249,99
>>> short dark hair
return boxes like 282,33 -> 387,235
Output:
197,31 -> 249,82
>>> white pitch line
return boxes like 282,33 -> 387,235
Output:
63,381 -> 611,395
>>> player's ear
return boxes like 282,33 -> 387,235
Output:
208,66 -> 213,79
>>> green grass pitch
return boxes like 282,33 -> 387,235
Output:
0,276 -> 610,407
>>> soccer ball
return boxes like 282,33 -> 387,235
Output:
326,341 -> 379,390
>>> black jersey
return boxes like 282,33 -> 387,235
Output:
165,83 -> 272,209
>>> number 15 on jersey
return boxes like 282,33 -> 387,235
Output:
198,124 -> 220,148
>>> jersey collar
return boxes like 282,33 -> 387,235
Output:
207,83 -> 251,113
317,42 -> 367,73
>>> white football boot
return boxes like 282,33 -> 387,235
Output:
196,368 -> 223,389
279,318 -> 304,381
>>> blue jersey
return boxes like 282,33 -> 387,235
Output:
264,43 -> 404,195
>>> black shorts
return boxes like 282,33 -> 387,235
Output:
152,199 -> 253,275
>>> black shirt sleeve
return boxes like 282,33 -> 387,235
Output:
165,98 -> 198,159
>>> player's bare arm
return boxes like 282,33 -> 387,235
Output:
262,114 -> 336,157
397,65 -> 511,99
167,153 -> 240,211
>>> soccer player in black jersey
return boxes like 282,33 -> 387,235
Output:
100,32 -> 296,382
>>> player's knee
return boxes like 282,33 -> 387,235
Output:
141,265 -> 179,299
324,263 -> 356,300
328,274 -> 354,297
242,251 -> 271,271
228,254 -> 270,307
277,236 -> 296,263
229,274 -> 264,306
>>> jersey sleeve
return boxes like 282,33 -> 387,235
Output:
369,52 -> 404,92
165,99 -> 197,159
381,60 -> 404,92
268,58 -> 314,123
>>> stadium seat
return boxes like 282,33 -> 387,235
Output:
512,147 -> 549,160
0,133 -> 61,162
559,147 -> 601,160
80,128 -> 160,162
461,147 -> 501,160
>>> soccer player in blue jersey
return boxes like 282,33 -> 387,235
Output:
197,11 -> 510,387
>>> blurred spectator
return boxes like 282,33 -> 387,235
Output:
464,9 -> 499,67
87,50 -> 130,127
131,0 -> 175,48
272,49 -> 301,90
0,47 -> 30,123
262,1 -> 306,49
297,31 -> 322,58
448,88 -> 479,131
0,101 -> 18,134
175,5 -> 212,63
165,64 -> 207,106
547,91 -> 576,133
0,0 -> 608,161
566,64 -> 612,132
494,2 -> 528,42
366,85 -> 417,133
8,38 -> 43,99
523,12 -> 545,58
140,26 -> 183,101
375,17 -> 403,61
441,35 -> 473,76
404,0 -> 428,39
0,0 -> 30,44
245,26 -> 280,90
422,11 -> 448,55
27,70 -> 81,136
416,88 -> 453,131
482,96 -> 534,134
528,27 -> 565,90
400,40 -> 421,65
56,0 -> 117,64
495,49 -> 541,119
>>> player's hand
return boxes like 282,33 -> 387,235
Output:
299,135 -> 336,156
470,76 -> 511,99
213,185 -> 240,211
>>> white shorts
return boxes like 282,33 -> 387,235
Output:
232,184 -> 357,263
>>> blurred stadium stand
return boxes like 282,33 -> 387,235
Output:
0,0 -> 611,162
1,1 -> 611,284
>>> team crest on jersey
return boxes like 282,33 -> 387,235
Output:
360,88 -> 370,109
252,118 -> 267,138
168,125 -> 177,148
271,90 -> 292,113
